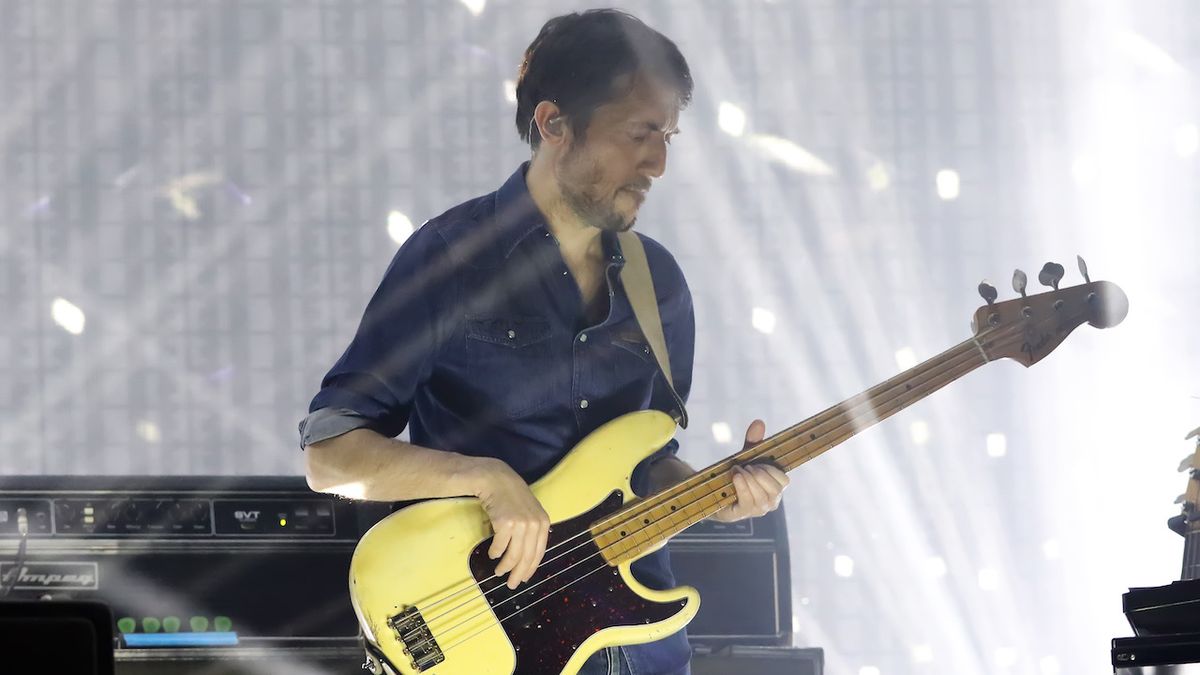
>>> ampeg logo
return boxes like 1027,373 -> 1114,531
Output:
234,510 -> 261,524
0,561 -> 98,590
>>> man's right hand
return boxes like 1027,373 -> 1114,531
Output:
468,458 -> 551,590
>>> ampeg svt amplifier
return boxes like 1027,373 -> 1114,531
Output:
668,505 -> 792,648
0,475 -> 390,671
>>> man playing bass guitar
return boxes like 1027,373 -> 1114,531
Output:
300,10 -> 789,675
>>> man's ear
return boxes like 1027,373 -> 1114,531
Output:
533,102 -> 567,146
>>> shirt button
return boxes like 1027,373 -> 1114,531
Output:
579,334 -> 588,343
579,399 -> 589,409
507,329 -> 516,339
562,270 -> 568,276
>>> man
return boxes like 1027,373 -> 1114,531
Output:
300,10 -> 789,675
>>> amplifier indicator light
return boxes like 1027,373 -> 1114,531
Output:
189,616 -> 209,632
123,632 -> 238,647
117,617 -> 136,634
142,617 -> 161,633
162,616 -> 181,633
213,616 -> 232,632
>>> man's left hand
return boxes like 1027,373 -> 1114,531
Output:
712,419 -> 790,523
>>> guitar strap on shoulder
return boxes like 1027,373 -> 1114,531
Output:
617,231 -> 689,429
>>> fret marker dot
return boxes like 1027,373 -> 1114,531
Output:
810,433 -> 816,440
721,491 -> 728,497
620,531 -> 626,536
643,518 -> 649,524
670,506 -> 676,511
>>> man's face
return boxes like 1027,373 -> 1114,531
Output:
554,75 -> 681,233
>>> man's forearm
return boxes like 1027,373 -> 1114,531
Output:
646,454 -> 696,494
305,427 -> 489,502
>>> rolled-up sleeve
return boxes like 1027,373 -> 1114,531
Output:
300,225 -> 458,448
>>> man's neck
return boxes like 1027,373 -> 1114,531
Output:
526,155 -> 605,267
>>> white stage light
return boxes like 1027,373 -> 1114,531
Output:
1039,655 -> 1062,675
859,667 -> 881,675
994,647 -> 1017,669
936,169 -> 960,200
718,102 -> 746,137
1042,539 -> 1062,560
746,134 -> 835,175
911,645 -> 934,664
978,567 -> 1000,591
136,421 -> 162,443
910,421 -> 930,446
751,307 -> 776,334
834,554 -> 855,578
924,556 -> 948,578
1174,124 -> 1199,157
711,422 -> 733,444
51,298 -> 86,335
503,79 -> 517,105
867,162 -> 890,191
986,433 -> 1007,458
894,347 -> 917,370
459,0 -> 485,17
388,210 -> 414,245
1071,156 -> 1098,187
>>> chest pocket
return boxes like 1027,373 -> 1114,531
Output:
465,316 -> 556,418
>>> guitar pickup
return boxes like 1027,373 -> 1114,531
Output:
388,606 -> 445,672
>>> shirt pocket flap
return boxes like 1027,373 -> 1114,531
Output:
466,316 -> 553,349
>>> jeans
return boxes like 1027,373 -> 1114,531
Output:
578,647 -> 691,675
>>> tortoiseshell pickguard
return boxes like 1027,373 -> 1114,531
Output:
466,491 -> 683,675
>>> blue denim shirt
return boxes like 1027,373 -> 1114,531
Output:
299,162 -> 694,673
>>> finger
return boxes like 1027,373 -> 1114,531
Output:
495,522 -> 526,576
527,519 -> 550,583
735,466 -> 772,514
760,464 -> 790,489
745,465 -> 786,497
489,522 -> 512,560
511,521 -> 540,588
743,419 -> 767,448
745,466 -> 786,511
731,470 -> 758,518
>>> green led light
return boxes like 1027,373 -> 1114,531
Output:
116,617 -> 136,634
213,616 -> 232,632
189,616 -> 209,632
141,617 -> 161,633
162,616 -> 181,633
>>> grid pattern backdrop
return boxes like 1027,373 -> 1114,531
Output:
3,1 -> 1200,673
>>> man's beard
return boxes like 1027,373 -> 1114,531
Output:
557,148 -> 635,233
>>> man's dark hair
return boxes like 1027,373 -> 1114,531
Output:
515,9 -> 693,150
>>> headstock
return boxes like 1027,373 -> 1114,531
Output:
1170,426 -> 1200,542
970,257 -> 1128,367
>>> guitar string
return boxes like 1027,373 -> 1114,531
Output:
399,319 -> 1040,656
402,319 -> 1029,649
396,320 -> 1016,638
425,321 -> 1037,658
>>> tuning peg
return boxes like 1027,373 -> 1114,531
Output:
1038,262 -> 1065,290
1180,453 -> 1196,472
1187,425 -> 1200,441
1177,493 -> 1188,505
1012,269 -> 1027,298
978,280 -> 998,305
1077,256 -> 1091,284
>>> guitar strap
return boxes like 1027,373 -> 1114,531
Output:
617,231 -> 689,429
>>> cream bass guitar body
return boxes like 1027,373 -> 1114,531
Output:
350,264 -> 1127,675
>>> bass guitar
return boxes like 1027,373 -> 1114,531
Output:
352,260 -> 1127,675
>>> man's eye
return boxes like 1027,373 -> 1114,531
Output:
631,135 -> 647,143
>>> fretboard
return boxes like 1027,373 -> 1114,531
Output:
592,335 -> 992,565
1184,531 -> 1200,581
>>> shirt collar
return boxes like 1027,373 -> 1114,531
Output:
493,161 -> 551,260
492,162 -> 627,267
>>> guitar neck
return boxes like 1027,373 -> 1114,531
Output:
593,335 -> 993,565
1185,531 -> 1200,581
